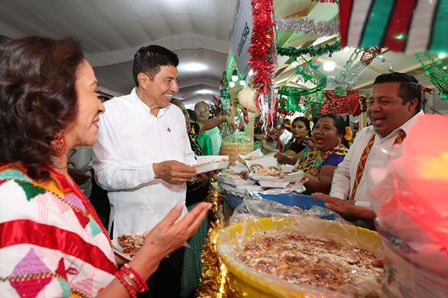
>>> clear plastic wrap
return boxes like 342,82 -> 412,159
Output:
216,216 -> 383,298
368,116 -> 448,297
229,196 -> 346,225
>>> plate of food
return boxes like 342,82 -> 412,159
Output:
239,148 -> 264,161
248,164 -> 285,180
257,179 -> 289,188
113,233 -> 146,261
192,155 -> 230,174
219,172 -> 255,186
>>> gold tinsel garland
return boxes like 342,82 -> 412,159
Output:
196,186 -> 230,297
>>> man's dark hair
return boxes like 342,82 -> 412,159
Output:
373,72 -> 423,111
132,45 -> 179,87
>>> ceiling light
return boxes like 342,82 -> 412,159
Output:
229,81 -> 236,88
342,47 -> 350,52
178,62 -> 208,72
194,89 -> 215,95
248,69 -> 254,76
438,52 -> 446,59
323,61 -> 336,72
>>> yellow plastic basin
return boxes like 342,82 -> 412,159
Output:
216,216 -> 383,298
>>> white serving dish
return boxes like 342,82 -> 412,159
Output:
245,155 -> 278,170
228,163 -> 249,174
193,155 -> 230,174
280,164 -> 295,173
239,148 -> 264,160
248,172 -> 285,181
257,179 -> 289,188
282,170 -> 305,182
220,175 -> 256,186
235,184 -> 264,192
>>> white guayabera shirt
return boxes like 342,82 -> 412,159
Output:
93,88 -> 195,237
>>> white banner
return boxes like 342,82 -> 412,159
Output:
229,0 -> 253,78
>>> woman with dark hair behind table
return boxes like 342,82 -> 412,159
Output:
276,117 -> 312,164
0,36 -> 210,297
296,113 -> 348,194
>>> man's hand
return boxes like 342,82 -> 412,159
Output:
311,192 -> 375,220
276,151 -> 294,164
153,160 -> 197,185
223,116 -> 236,132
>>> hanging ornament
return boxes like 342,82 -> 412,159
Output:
321,90 -> 360,115
415,52 -> 448,100
327,47 -> 381,92
219,72 -> 231,112
295,59 -> 327,89
276,17 -> 339,37
249,0 -> 277,130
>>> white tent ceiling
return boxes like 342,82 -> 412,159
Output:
0,0 -> 446,113
0,0 -> 237,104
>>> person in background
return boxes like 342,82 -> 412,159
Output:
276,117 -> 312,164
313,73 -> 424,225
171,98 -> 210,297
296,114 -> 348,194
0,36 -> 210,298
194,101 -> 236,155
93,45 -> 199,298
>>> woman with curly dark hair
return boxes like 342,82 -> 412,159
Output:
0,36 -> 210,297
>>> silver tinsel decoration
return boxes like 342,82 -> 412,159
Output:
276,17 -> 339,37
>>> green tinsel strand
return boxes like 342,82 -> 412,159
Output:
278,40 -> 341,59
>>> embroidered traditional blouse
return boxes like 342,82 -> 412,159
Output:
299,144 -> 348,177
0,163 -> 117,297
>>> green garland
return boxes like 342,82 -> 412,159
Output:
415,52 -> 448,100
278,40 -> 341,59
278,85 -> 323,116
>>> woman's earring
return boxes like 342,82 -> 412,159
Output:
51,131 -> 67,154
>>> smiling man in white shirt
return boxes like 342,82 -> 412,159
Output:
313,73 -> 424,223
92,45 -> 197,298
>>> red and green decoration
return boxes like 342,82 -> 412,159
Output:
249,0 -> 277,127
415,52 -> 448,100
218,71 -> 231,112
278,40 -> 340,59
320,90 -> 361,115
277,86 -> 324,117
339,0 -> 448,54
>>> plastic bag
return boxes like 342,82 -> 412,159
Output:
367,116 -> 448,297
